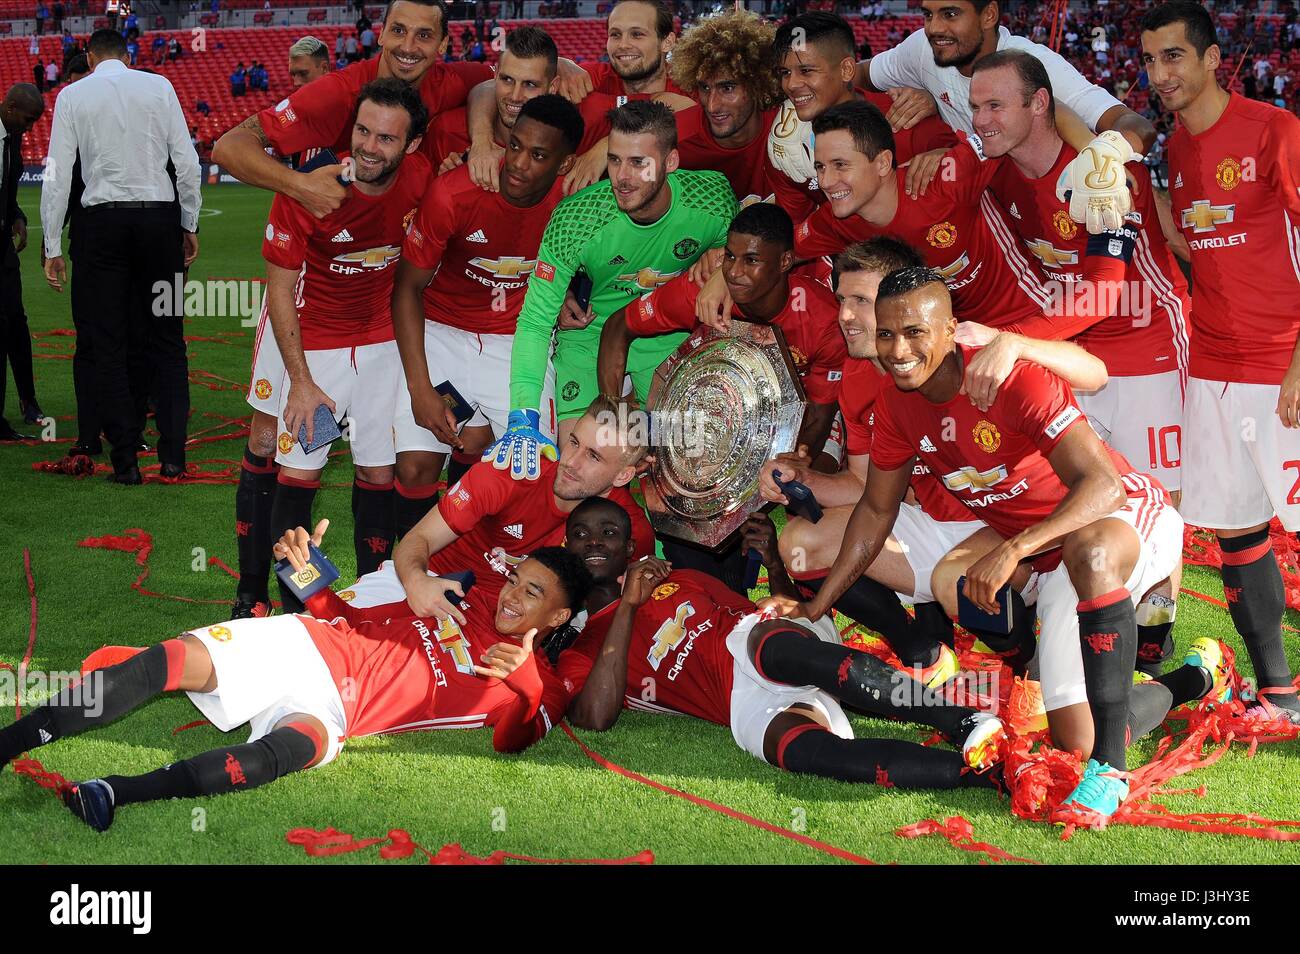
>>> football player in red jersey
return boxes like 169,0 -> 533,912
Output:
761,237 -> 1109,684
213,0 -> 492,217
0,529 -> 598,833
597,203 -> 846,456
765,266 -> 1186,825
1141,1 -> 1300,723
236,81 -> 431,618
391,94 -> 583,541
562,498 -> 1009,792
964,50 -> 1191,676
555,0 -> 682,101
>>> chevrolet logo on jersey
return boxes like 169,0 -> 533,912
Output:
331,245 -> 402,268
934,252 -> 971,281
1024,238 -> 1079,268
647,602 -> 694,670
941,464 -> 1010,492
435,617 -> 476,675
469,255 -> 537,279
1180,200 -> 1235,234
617,267 -> 680,291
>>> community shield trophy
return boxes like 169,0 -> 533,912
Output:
642,319 -> 806,548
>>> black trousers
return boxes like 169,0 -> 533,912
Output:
0,242 -> 35,419
77,206 -> 188,472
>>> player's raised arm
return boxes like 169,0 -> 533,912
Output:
212,113 -> 348,218
392,504 -> 469,624
957,329 -> 1109,413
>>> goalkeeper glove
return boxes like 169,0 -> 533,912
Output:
482,408 -> 557,481
1056,130 -> 1143,234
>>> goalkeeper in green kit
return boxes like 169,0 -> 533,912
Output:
485,100 -> 739,480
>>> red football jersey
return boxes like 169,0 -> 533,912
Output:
431,458 -> 654,608
426,91 -> 639,167
982,142 -> 1190,378
583,60 -> 686,97
571,569 -> 753,726
299,590 -> 594,741
261,152 -> 431,349
627,273 -> 846,403
869,345 -> 1163,541
1168,93 -> 1300,384
794,145 -> 1051,328
404,162 -> 564,335
260,59 -> 494,163
839,356 -> 975,523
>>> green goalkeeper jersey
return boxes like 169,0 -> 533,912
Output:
509,168 -> 738,411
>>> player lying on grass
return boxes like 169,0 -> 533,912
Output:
760,265 -> 1188,826
562,497 -> 1010,791
0,525 -> 597,833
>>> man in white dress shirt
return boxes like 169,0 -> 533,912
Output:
41,28 -> 201,484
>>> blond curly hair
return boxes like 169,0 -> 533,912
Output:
669,8 -> 781,112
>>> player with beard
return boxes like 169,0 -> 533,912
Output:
760,238 -> 1109,683
1,534 -> 596,832
557,0 -> 683,101
855,0 -> 1155,230
490,100 -> 737,481
235,81 -> 431,618
212,0 -> 492,217
390,95 -> 582,542
766,266 -> 1185,825
339,397 -> 654,626
1140,1 -> 1300,723
561,498 -> 1009,792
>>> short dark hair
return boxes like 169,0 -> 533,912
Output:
504,24 -> 558,73
607,98 -> 677,153
730,202 -> 794,251
610,0 -> 675,40
773,11 -> 856,63
517,93 -> 585,154
527,546 -> 594,613
972,48 -> 1055,122
382,0 -> 450,39
569,496 -> 632,542
811,100 -> 895,167
876,265 -> 947,306
1140,1 -> 1217,58
88,28 -> 127,58
355,77 -> 429,145
64,53 -> 89,77
832,237 -> 923,291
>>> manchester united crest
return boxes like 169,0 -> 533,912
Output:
1215,156 -> 1242,191
651,583 -> 680,600
972,420 -> 1002,453
208,625 -> 233,642
1052,209 -> 1078,240
253,379 -> 273,401
926,221 -> 957,248
338,590 -> 356,602
278,431 -> 294,454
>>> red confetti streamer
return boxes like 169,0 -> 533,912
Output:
284,827 -> 654,865
896,816 -> 1040,865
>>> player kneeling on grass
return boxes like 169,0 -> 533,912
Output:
562,497 -> 1008,792
0,524 -> 594,833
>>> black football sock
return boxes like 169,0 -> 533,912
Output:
352,479 -> 395,576
966,588 -> 1036,676
270,474 -> 319,613
0,642 -> 186,766
833,575 -> 939,667
445,450 -> 476,489
102,724 -> 319,804
1077,587 -> 1138,770
1126,682 -> 1175,743
1220,529 -> 1299,710
1153,664 -> 1212,708
393,478 -> 439,541
775,724 -> 998,790
755,627 -> 975,738
914,600 -> 956,651
234,446 -> 277,604
1135,593 -> 1178,676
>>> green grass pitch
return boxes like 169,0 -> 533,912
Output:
0,183 -> 1298,865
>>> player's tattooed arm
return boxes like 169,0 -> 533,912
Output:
596,305 -> 640,402
266,263 -> 335,446
567,557 -> 671,731
213,114 -> 347,217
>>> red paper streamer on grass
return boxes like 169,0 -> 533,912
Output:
895,816 -> 1041,865
284,827 -> 654,865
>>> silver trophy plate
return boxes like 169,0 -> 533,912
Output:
642,319 -> 806,548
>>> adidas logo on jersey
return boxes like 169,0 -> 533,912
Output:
920,436 -> 938,453
466,229 -> 489,243
1174,172 -> 1183,189
608,254 -> 628,266
503,523 -> 524,539
331,229 -> 353,243
1009,203 -> 1021,219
